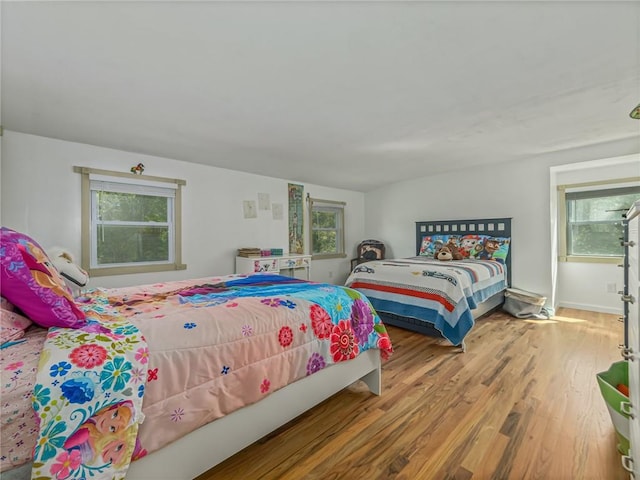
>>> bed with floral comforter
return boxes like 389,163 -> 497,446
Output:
5,273 -> 392,480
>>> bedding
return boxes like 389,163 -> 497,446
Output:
30,304 -> 146,480
345,257 -> 507,346
1,273 -> 392,479
1,299 -> 33,345
419,234 -> 510,263
1,325 -> 47,472
0,227 -> 86,329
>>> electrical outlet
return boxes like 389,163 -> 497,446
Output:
606,282 -> 617,293
328,271 -> 333,279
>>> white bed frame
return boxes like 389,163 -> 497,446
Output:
125,349 -> 382,480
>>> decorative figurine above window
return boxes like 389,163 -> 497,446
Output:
130,163 -> 145,175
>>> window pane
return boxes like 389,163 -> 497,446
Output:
568,222 -> 624,256
313,211 -> 337,228
98,192 -> 168,222
566,190 -> 638,256
97,225 -> 169,264
568,192 -> 638,222
312,231 -> 337,254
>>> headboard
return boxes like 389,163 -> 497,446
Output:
415,217 -> 512,287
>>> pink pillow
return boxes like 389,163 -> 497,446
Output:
1,304 -> 33,344
0,227 -> 86,328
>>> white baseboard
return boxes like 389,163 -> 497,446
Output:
556,301 -> 623,315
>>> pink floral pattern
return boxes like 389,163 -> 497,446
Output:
310,304 -> 332,339
135,347 -> 149,364
5,361 -> 24,371
260,378 -> 271,394
49,449 -> 81,479
330,320 -> 359,362
278,326 -> 293,348
68,344 -> 108,369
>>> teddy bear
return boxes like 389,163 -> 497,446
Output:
435,245 -> 464,261
435,246 -> 453,261
435,243 -> 463,261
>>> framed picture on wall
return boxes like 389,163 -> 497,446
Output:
288,183 -> 304,254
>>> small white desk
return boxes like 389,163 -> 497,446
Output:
235,254 -> 311,281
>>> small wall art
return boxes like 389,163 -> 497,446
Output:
243,200 -> 257,219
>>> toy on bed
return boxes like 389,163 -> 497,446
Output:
435,244 -> 463,261
47,247 -> 89,295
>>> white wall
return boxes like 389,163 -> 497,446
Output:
552,156 -> 640,314
1,131 -> 365,288
363,137 -> 639,313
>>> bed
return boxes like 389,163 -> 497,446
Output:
345,218 -> 511,351
0,227 -> 392,480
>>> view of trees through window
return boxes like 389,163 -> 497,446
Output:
567,189 -> 639,256
312,209 -> 338,255
95,191 -> 170,265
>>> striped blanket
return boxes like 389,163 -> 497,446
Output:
345,257 -> 507,345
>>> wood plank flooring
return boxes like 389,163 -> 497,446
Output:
198,308 -> 629,480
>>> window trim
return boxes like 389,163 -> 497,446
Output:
557,176 -> 640,263
74,166 -> 187,277
307,194 -> 347,260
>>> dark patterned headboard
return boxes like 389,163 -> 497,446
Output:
415,217 -> 512,287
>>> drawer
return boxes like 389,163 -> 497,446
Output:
252,258 -> 279,272
282,257 -> 310,268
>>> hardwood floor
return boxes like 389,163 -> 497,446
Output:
198,308 -> 629,480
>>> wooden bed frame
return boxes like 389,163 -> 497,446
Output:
379,217 -> 512,350
125,349 -> 382,480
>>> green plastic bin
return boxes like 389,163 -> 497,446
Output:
596,361 -> 630,455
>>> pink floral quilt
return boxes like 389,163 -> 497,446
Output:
2,273 -> 392,479
87,273 -> 393,457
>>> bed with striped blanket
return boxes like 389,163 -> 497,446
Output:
345,218 -> 511,351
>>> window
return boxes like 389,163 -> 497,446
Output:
75,167 -> 186,276
558,179 -> 640,262
307,195 -> 346,259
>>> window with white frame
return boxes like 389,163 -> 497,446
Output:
307,195 -> 346,259
75,167 -> 186,276
558,180 -> 640,262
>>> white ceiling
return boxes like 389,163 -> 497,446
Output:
2,1 -> 639,192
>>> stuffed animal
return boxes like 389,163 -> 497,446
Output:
435,246 -> 454,261
448,243 -> 464,260
47,247 -> 89,294
435,244 -> 463,261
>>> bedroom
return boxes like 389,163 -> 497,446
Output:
1,1 -> 640,479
